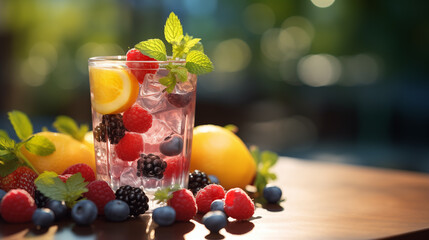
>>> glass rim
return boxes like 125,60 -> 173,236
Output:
88,55 -> 186,64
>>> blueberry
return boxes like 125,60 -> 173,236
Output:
32,208 -> 55,228
46,200 -> 68,221
208,175 -> 219,184
202,211 -> 227,233
210,200 -> 225,213
104,200 -> 130,222
263,186 -> 282,204
152,206 -> 176,226
160,135 -> 183,156
166,92 -> 192,108
71,200 -> 98,225
0,189 -> 6,202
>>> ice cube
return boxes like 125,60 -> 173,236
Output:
142,118 -> 173,144
120,166 -> 142,188
139,74 -> 167,113
154,108 -> 184,135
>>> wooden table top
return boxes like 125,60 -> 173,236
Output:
1,157 -> 429,240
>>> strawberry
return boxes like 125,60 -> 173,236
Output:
0,189 -> 37,223
62,163 -> 96,182
0,166 -> 38,197
126,48 -> 159,84
123,105 -> 152,133
195,184 -> 225,214
224,188 -> 254,220
168,189 -> 197,221
115,133 -> 144,162
83,180 -> 116,215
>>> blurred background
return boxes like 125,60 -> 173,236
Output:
0,0 -> 428,172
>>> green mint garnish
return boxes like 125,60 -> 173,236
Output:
154,184 -> 181,204
224,124 -> 238,133
53,115 -> 89,142
186,50 -> 214,75
135,39 -> 167,61
251,146 -> 278,194
134,11 -> 214,93
35,172 -> 88,208
0,110 -> 56,176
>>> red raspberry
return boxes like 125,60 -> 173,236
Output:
62,163 -> 95,182
58,174 -> 73,183
115,133 -> 143,161
163,156 -> 183,180
83,180 -> 116,215
0,166 -> 38,197
123,105 -> 153,133
224,188 -> 255,220
0,189 -> 37,223
126,48 -> 159,84
195,184 -> 225,213
168,189 -> 197,221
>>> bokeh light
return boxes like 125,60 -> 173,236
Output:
213,39 -> 252,73
340,54 -> 380,86
242,3 -> 276,34
311,0 -> 336,8
297,54 -> 341,87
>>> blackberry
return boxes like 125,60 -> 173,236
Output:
94,114 -> 126,144
137,154 -> 167,179
167,92 -> 192,108
188,170 -> 211,195
115,185 -> 149,217
34,190 -> 51,208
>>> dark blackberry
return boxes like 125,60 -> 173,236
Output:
137,154 -> 167,179
115,185 -> 149,217
166,92 -> 192,108
34,190 -> 51,208
188,170 -> 211,195
101,114 -> 126,144
93,123 -> 107,142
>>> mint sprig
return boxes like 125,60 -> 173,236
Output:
53,115 -> 89,142
35,171 -> 88,208
251,146 -> 278,194
133,12 -> 213,93
0,110 -> 56,176
154,184 -> 181,204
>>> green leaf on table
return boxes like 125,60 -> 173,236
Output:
24,135 -> 55,156
251,146 -> 279,194
53,115 -> 88,141
8,110 -> 33,141
154,184 -> 181,204
186,50 -> 214,75
164,12 -> 183,44
135,39 -> 167,61
0,155 -> 19,177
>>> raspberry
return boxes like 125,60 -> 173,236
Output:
195,184 -> 225,214
83,180 -> 116,215
0,189 -> 37,223
123,105 -> 152,133
167,189 -> 197,221
62,163 -> 96,182
163,156 -> 183,180
224,188 -> 255,220
126,48 -> 159,84
115,133 -> 144,161
0,166 -> 38,197
58,174 -> 73,183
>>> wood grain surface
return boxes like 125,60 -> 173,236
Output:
1,157 -> 428,240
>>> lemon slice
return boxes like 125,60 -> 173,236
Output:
89,67 -> 139,114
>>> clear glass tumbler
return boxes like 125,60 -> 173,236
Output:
88,56 -> 196,202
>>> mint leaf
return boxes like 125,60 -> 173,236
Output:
53,115 -> 88,141
186,50 -> 214,75
171,66 -> 188,82
172,35 -> 201,59
159,72 -> 177,93
64,173 -> 89,207
154,184 -> 181,204
24,135 -> 55,156
0,155 -> 19,177
0,136 -> 15,150
164,12 -> 183,44
135,39 -> 167,61
8,110 -> 33,141
261,151 -> 278,168
251,147 -> 279,194
190,42 -> 204,52
0,130 -> 10,139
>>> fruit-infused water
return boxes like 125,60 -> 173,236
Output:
88,56 -> 196,200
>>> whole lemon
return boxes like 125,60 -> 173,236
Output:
21,132 -> 96,174
190,125 -> 256,190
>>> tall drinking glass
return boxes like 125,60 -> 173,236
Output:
88,56 -> 196,203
